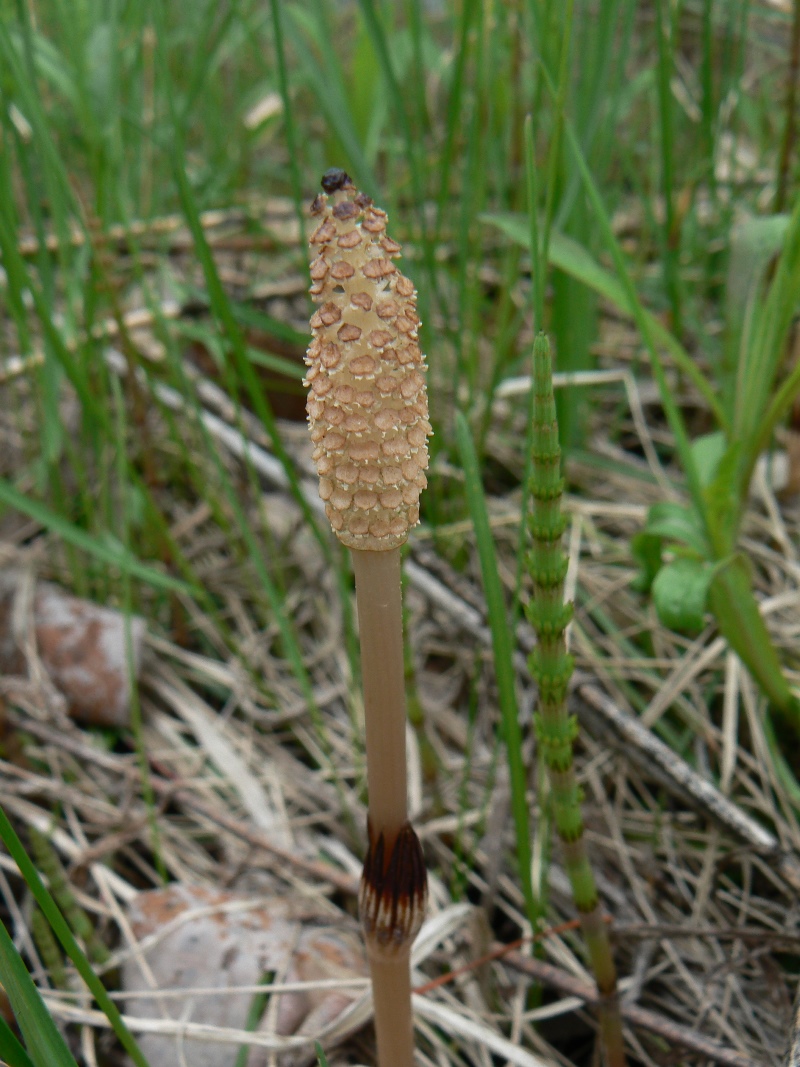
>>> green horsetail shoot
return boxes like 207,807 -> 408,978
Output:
525,332 -> 627,1067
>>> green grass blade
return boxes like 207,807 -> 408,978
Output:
455,411 -> 536,927
156,349 -> 353,807
167,130 -> 330,560
176,2 -> 239,125
434,0 -> 480,233
405,0 -> 430,141
482,213 -> 726,429
700,0 -> 717,203
525,115 -> 545,332
708,555 -> 800,730
0,1016 -> 36,1067
165,357 -> 320,715
111,375 -> 167,883
736,192 -> 800,490
538,0 -> 574,284
557,110 -> 704,514
356,0 -> 420,191
654,0 -> 683,336
283,7 -> 376,194
0,807 -> 148,1067
269,0 -> 307,251
0,478 -> 193,596
0,920 -> 76,1067
723,214 -> 789,418
535,2 -> 595,456
148,49 -> 360,752
756,353 -> 800,467
550,239 -> 594,453
234,972 -> 273,1067
0,19 -> 77,228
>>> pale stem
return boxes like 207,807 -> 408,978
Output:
351,546 -> 408,839
369,950 -> 415,1067
352,546 -> 417,1067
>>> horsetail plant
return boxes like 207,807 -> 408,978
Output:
29,828 -> 110,967
305,169 -> 431,1067
526,332 -> 626,1067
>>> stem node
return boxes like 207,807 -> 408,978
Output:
360,820 -> 428,959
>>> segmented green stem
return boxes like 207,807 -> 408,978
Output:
30,827 -> 109,966
525,333 -> 626,1067
31,908 -> 68,991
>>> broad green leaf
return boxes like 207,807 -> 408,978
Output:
643,502 -> 709,556
652,558 -> 713,635
734,194 -> 800,466
709,555 -> 800,732
691,431 -> 727,488
630,530 -> 664,593
725,214 -> 790,411
703,440 -> 743,554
